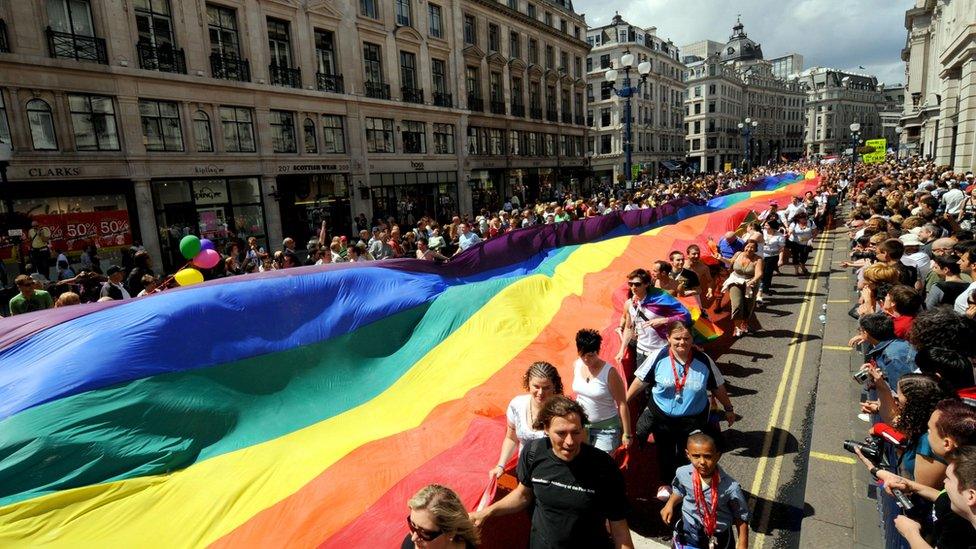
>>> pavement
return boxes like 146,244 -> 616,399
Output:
630,214 -> 883,549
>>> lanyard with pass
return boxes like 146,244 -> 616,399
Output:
692,468 -> 721,549
668,348 -> 692,398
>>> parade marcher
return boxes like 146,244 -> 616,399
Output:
660,432 -> 750,549
627,322 -> 736,501
685,245 -> 714,305
489,362 -> 563,479
471,396 -> 634,549
758,219 -> 786,302
404,484 -> 480,548
572,329 -> 632,453
722,240 -> 763,337
786,212 -> 816,276
614,269 -> 691,370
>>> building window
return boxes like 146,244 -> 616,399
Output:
510,32 -> 520,59
600,54 -> 610,69
528,38 -> 538,64
360,0 -> 378,19
428,3 -> 442,38
559,19 -> 567,33
219,106 -> 255,152
601,81 -> 612,100
26,99 -> 58,150
193,110 -> 213,152
270,110 -> 296,153
488,128 -> 503,155
139,99 -> 183,151
544,133 -> 554,156
544,12 -> 552,26
266,18 -> 292,69
135,0 -> 182,72
545,45 -> 554,69
433,123 -> 454,154
600,134 -> 611,154
400,50 -> 419,91
490,71 -> 502,102
365,117 -> 394,153
432,58 -> 447,95
560,51 -> 568,71
511,76 -> 523,105
601,108 -> 610,126
402,120 -> 426,153
303,118 -> 318,154
363,42 -> 383,84
467,126 -> 478,154
509,129 -> 520,155
488,23 -> 499,52
0,94 -> 9,144
574,56 -> 581,77
466,66 -> 480,99
47,0 -> 105,63
508,0 -> 517,8
314,29 -> 337,78
68,94 -> 119,151
207,4 -> 240,57
527,3 -> 536,17
463,15 -> 476,46
395,0 -> 411,26
322,115 -> 345,153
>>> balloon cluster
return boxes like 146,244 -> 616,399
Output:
175,235 -> 220,286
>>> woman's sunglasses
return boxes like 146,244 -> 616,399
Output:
627,281 -> 645,287
407,515 -> 443,542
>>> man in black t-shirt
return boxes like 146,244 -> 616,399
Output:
471,396 -> 633,548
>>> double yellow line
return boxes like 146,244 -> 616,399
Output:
748,230 -> 833,549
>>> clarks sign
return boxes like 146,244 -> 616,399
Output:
28,167 -> 81,177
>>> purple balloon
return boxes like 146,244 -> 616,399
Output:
199,238 -> 215,251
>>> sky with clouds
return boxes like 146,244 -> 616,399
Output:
572,0 -> 915,86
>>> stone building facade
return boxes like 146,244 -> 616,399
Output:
900,0 -> 975,172
682,19 -> 805,173
799,67 -> 885,157
0,0 -> 588,274
584,14 -> 686,183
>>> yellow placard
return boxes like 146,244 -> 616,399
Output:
724,162 -> 733,172
862,138 -> 887,164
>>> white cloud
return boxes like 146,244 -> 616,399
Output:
573,0 -> 913,85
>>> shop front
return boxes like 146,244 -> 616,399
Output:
276,170 -> 352,243
0,170 -> 139,279
369,170 -> 459,226
151,177 -> 268,273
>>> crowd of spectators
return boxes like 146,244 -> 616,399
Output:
828,157 -> 976,548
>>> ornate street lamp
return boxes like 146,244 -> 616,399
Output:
894,126 -> 903,160
849,121 -> 861,183
605,52 -> 652,187
737,118 -> 758,173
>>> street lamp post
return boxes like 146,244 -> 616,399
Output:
894,126 -> 903,160
849,121 -> 861,184
605,52 -> 651,188
737,118 -> 758,173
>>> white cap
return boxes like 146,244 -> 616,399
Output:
899,233 -> 921,246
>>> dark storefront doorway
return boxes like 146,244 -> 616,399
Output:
277,173 -> 353,241
369,171 -> 458,226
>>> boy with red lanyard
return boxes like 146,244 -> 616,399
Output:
661,432 -> 750,549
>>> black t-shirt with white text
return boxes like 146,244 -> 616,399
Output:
517,438 -> 628,548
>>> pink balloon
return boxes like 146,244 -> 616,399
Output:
192,248 -> 221,269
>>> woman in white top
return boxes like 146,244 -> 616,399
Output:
759,219 -> 787,302
572,329 -> 632,453
489,361 -> 563,478
787,212 -> 816,275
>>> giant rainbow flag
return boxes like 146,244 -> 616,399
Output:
0,172 -> 818,547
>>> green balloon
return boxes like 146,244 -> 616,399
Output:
179,235 -> 202,260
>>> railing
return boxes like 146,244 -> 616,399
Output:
561,112 -> 572,124
0,20 -> 9,53
269,64 -> 301,88
546,109 -> 558,122
511,103 -> 525,117
467,95 -> 484,112
433,92 -> 453,107
575,115 -> 585,126
530,107 -> 543,120
46,27 -> 107,64
210,52 -> 250,82
136,42 -> 186,74
490,100 -> 506,115
365,81 -> 390,99
402,86 -> 425,104
316,72 -> 344,93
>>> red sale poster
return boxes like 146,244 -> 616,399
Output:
30,210 -> 133,252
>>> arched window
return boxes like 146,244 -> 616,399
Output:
193,110 -> 213,152
27,99 -> 58,150
303,117 -> 317,154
